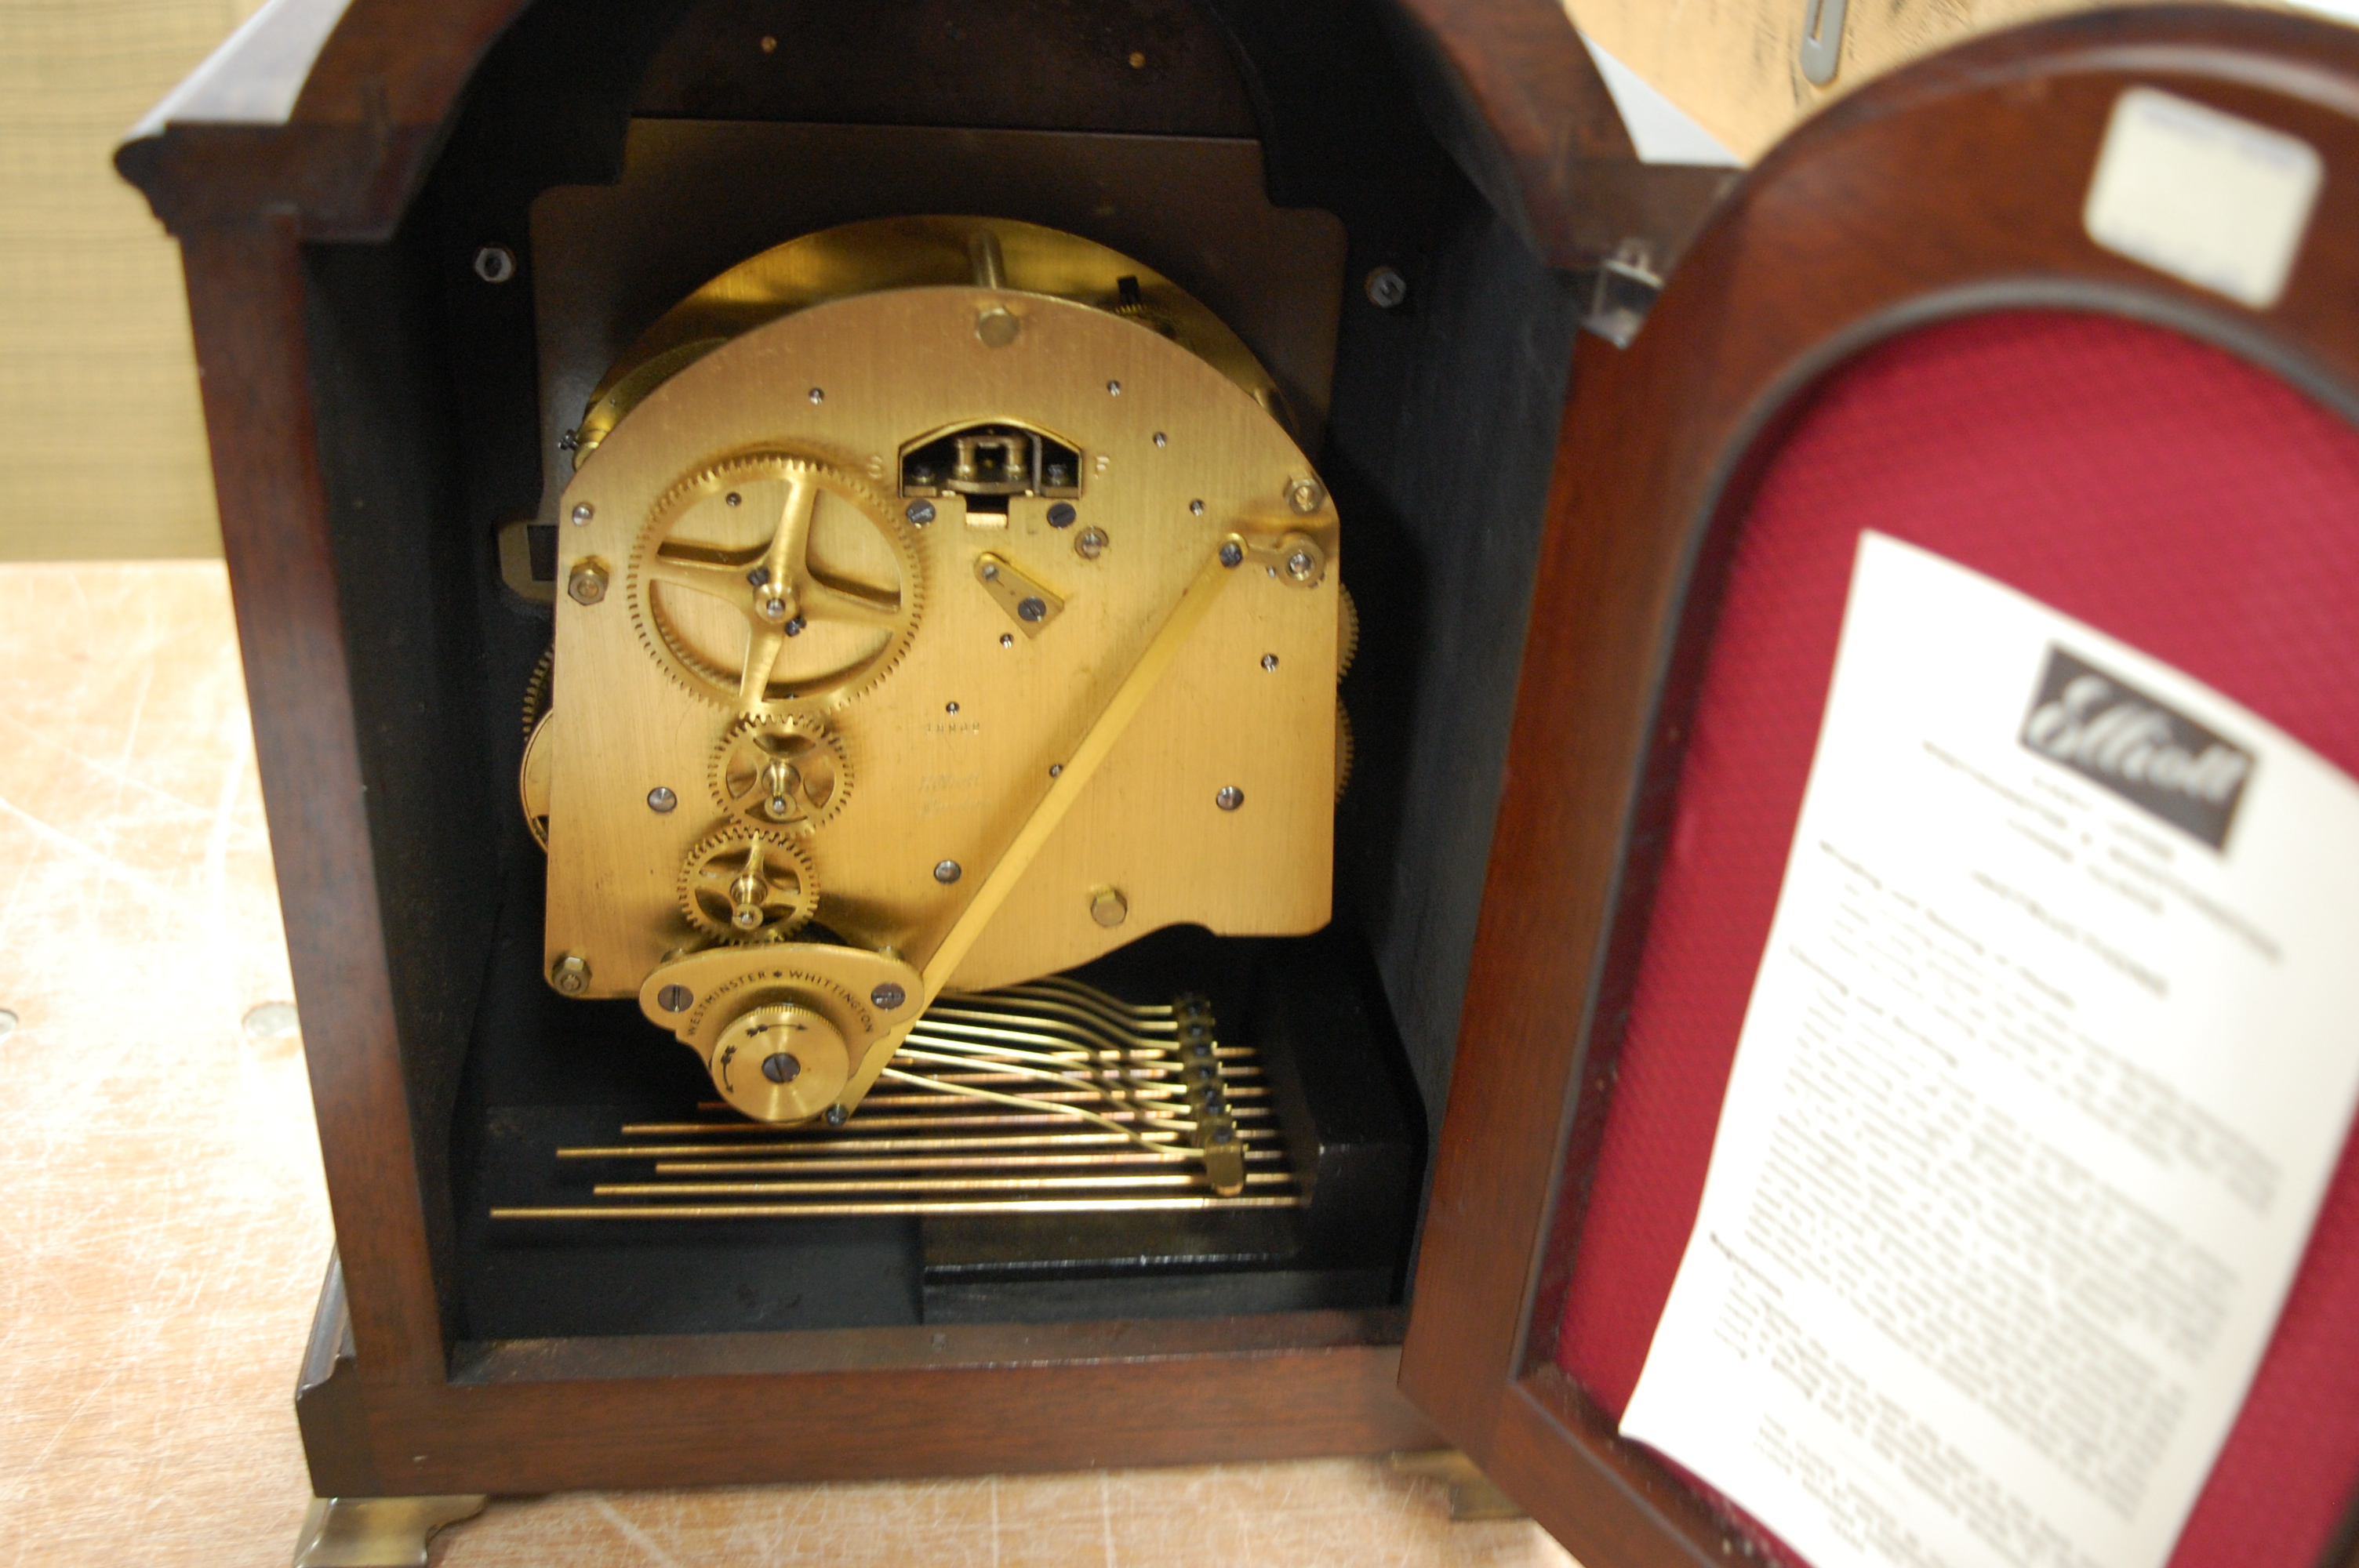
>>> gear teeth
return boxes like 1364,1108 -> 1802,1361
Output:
1336,584 -> 1360,681
521,644 -> 554,737
679,824 -> 822,944
1335,698 -> 1355,803
711,713 -> 853,833
625,452 -> 925,714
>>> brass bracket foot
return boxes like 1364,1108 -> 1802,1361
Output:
292,1494 -> 488,1567
1390,1450 -> 1528,1521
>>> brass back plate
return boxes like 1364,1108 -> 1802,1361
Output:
543,281 -> 1337,1000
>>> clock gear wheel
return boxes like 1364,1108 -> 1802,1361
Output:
518,644 -> 556,849
1336,583 -> 1359,681
1336,698 -> 1355,803
711,713 -> 852,832
680,825 -> 821,943
627,452 -> 924,713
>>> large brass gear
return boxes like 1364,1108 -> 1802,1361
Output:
680,826 -> 821,943
627,452 -> 924,713
710,713 -> 852,833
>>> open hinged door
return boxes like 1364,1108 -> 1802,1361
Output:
1401,9 -> 2359,1568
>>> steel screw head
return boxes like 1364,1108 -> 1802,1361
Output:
871,982 -> 907,1011
945,701 -> 959,713
1047,502 -> 1077,528
1261,654 -> 1279,671
1218,541 -> 1244,568
1075,528 -> 1107,561
656,984 -> 693,1014
907,500 -> 936,525
824,1105 -> 849,1127
1049,764 -> 1064,777
762,1052 -> 803,1083
1090,887 -> 1130,927
1216,786 -> 1245,811
808,387 -> 825,404
783,615 -> 806,637
551,953 -> 591,995
725,492 -> 742,506
746,565 -> 771,586
934,859 -> 963,884
1153,432 -> 1168,448
1286,477 -> 1325,514
1106,379 -> 1122,396
568,561 -> 609,605
646,786 -> 678,813
1286,550 -> 1317,581
1364,264 -> 1408,308
1190,499 -> 1206,516
570,502 -> 594,524
473,244 -> 517,284
760,596 -> 788,621
1017,596 -> 1047,621
999,633 -> 1014,648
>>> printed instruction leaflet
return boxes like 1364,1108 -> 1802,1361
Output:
1620,534 -> 2359,1568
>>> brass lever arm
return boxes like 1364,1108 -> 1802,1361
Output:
835,540 -> 1244,1109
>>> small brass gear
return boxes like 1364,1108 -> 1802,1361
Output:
681,826 -> 821,943
628,452 -> 924,713
1336,583 -> 1360,681
711,713 -> 852,832
1336,698 -> 1356,802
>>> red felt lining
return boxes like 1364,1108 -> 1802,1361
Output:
1554,310 -> 2359,1568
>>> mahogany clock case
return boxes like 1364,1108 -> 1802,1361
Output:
118,0 -> 1639,1490
1398,10 -> 2359,1568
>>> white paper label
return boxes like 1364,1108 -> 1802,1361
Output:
2083,87 -> 2322,310
1620,535 -> 2359,1568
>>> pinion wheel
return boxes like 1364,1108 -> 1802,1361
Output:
630,454 -> 922,711
680,826 -> 820,942
711,713 -> 851,831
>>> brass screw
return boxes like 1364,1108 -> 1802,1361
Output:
1090,887 -> 1130,927
551,954 -> 591,995
567,561 -> 608,605
1076,527 -> 1107,561
1286,477 -> 1325,514
976,307 -> 1020,347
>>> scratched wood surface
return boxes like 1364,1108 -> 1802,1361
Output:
1561,0 -> 2277,161
0,557 -> 1579,1566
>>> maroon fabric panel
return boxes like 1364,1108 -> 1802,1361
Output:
1554,310 -> 2359,1568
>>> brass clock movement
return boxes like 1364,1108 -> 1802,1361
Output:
520,216 -> 1349,1192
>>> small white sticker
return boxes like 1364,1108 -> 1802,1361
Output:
2084,87 -> 2323,310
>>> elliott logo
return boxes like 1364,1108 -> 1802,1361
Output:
2019,645 -> 2254,850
